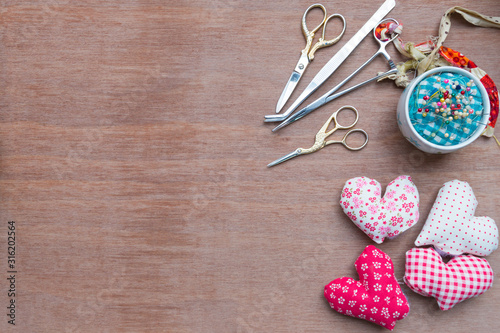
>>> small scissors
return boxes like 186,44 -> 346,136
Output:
267,106 -> 368,167
275,4 -> 346,114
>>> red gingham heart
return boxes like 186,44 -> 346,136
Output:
404,247 -> 493,310
324,245 -> 410,330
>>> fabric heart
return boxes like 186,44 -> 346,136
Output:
404,247 -> 493,310
324,245 -> 410,330
415,180 -> 498,256
340,175 -> 420,244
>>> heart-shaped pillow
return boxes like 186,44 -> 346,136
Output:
340,175 -> 420,244
415,180 -> 498,256
404,247 -> 494,310
324,245 -> 410,330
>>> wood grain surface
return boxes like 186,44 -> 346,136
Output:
0,1 -> 499,332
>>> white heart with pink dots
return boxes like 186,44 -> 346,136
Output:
415,179 -> 498,256
340,175 -> 420,244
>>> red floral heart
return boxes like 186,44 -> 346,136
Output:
340,176 -> 419,244
324,245 -> 410,330
404,247 -> 493,310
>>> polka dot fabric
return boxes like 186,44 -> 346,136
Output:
415,180 -> 498,256
324,245 -> 410,330
340,175 -> 420,244
404,247 -> 493,311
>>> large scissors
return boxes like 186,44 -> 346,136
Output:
270,18 -> 401,131
275,4 -> 346,114
267,106 -> 368,167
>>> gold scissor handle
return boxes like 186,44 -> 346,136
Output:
301,4 -> 327,58
325,128 -> 369,150
297,106 -> 367,157
302,105 -> 359,154
308,14 -> 346,61
324,105 -> 359,134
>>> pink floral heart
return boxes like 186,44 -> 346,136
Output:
415,180 -> 498,256
404,247 -> 493,310
325,245 -> 410,330
340,176 -> 419,244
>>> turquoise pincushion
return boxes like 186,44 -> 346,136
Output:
408,72 -> 484,146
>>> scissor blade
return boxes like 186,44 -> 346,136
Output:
264,0 -> 395,123
264,80 -> 319,123
267,150 -> 300,167
276,71 -> 302,114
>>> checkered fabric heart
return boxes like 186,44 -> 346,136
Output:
325,245 -> 410,330
404,247 -> 493,311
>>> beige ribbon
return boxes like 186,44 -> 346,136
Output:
417,7 -> 500,75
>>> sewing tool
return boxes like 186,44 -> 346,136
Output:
265,0 -> 396,123
272,18 -> 401,132
267,106 -> 368,167
396,66 -> 491,154
408,71 -> 486,145
275,4 -> 346,114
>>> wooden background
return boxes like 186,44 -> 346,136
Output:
0,1 -> 499,332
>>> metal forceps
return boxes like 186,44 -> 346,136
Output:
269,18 -> 401,131
275,4 -> 346,114
267,106 -> 368,167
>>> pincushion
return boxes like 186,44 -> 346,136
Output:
408,71 -> 485,146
